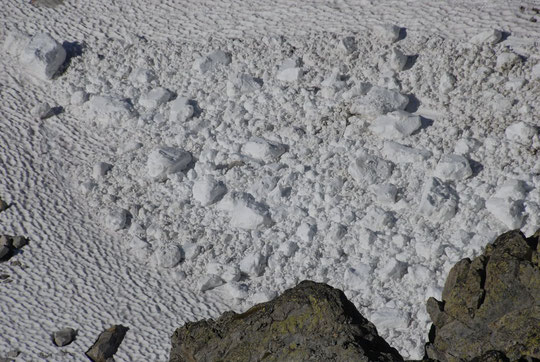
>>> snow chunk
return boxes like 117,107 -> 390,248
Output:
339,36 -> 357,54
369,110 -> 421,139
155,244 -> 183,268
20,33 -> 66,80
239,252 -> 266,277
219,192 -> 272,230
104,208 -> 128,231
382,141 -> 432,163
434,154 -> 472,181
199,274 -> 225,292
374,24 -> 401,43
470,29 -> 502,45
350,86 -> 409,117
169,97 -> 194,122
370,184 -> 398,203
3,30 -> 29,57
276,67 -> 302,82
30,102 -> 53,120
226,73 -> 261,97
496,52 -> 521,71
371,308 -> 409,330
242,137 -> 286,163
192,176 -> 227,206
505,121 -> 537,146
361,206 -> 395,232
439,73 -> 456,94
139,87 -> 172,110
92,162 -> 112,179
532,63 -> 540,80
486,197 -> 524,230
378,258 -> 407,279
418,177 -> 458,222
192,50 -> 231,74
147,146 -> 192,181
344,262 -> 372,290
348,152 -> 393,186
129,68 -> 156,84
388,48 -> 408,71
278,241 -> 298,257
296,222 -> 317,242
86,95 -> 135,128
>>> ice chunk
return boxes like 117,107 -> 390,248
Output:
434,154 -> 472,181
199,274 -> 225,292
370,184 -> 398,203
486,197 -> 524,230
226,73 -> 261,97
278,241 -> 298,257
242,137 -> 286,163
276,67 -> 302,82
369,110 -> 421,139
169,97 -> 194,122
20,33 -> 66,80
505,121 -> 537,146
388,48 -> 408,71
374,24 -> 401,43
30,102 -> 54,120
296,222 -> 317,242
439,72 -> 456,94
104,208 -> 128,231
350,86 -> 409,117
382,141 -> 432,163
139,87 -> 172,110
71,90 -> 88,105
371,308 -> 410,330
86,95 -> 135,128
344,263 -> 372,290
361,206 -> 395,232
220,192 -> 272,230
129,68 -> 156,84
239,252 -> 266,277
147,146 -> 192,181
496,52 -> 521,71
378,258 -> 407,279
493,179 -> 527,200
222,282 -> 249,299
192,50 -> 232,74
155,244 -> 183,268
249,290 -> 277,304
348,152 -> 393,186
192,176 -> 227,206
470,29 -> 502,45
418,177 -> 458,222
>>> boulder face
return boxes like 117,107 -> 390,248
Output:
170,280 -> 403,362
425,230 -> 540,361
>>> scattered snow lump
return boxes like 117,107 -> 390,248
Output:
469,29 -> 502,45
104,208 -> 129,231
374,24 -> 401,43
239,252 -> 266,277
169,97 -> 194,122
439,72 -> 456,94
20,33 -> 66,80
226,73 -> 262,97
382,141 -> 432,163
418,177 -> 458,222
242,138 -> 286,163
348,151 -> 394,186
139,87 -> 172,109
388,48 -> 408,71
276,67 -> 302,82
361,206 -> 395,232
155,244 -> 183,268
85,95 -> 135,128
496,52 -> 521,71
219,192 -> 272,230
505,121 -> 537,146
486,179 -> 528,229
192,176 -> 227,206
350,86 -> 409,117
192,50 -> 232,74
369,110 -> 421,139
199,274 -> 225,292
434,154 -> 472,181
92,162 -> 113,179
147,147 -> 192,181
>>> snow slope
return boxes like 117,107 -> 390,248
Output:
1,0 -> 540,360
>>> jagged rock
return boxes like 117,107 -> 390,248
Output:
52,327 -> 77,347
170,280 -> 403,362
425,230 -> 540,361
86,325 -> 129,362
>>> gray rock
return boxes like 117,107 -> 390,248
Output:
52,327 -> 77,347
0,198 -> 8,212
170,280 -> 403,362
0,235 -> 13,261
12,236 -> 28,249
86,325 -> 129,362
425,229 -> 540,361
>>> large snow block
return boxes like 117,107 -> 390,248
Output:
20,33 -> 66,80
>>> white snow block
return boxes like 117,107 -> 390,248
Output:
169,97 -> 194,122
348,152 -> 393,186
20,33 -> 66,80
192,176 -> 227,206
434,154 -> 472,181
350,86 -> 409,117
344,263 -> 372,290
226,73 -> 262,97
371,308 -> 409,330
493,179 -> 527,200
220,192 -> 272,230
155,244 -> 183,268
470,29 -> 502,45
370,184 -> 398,203
199,274 -> 225,292
276,67 -> 302,82
486,197 -> 525,230
496,52 -> 521,71
439,73 -> 456,94
361,206 -> 394,232
193,50 -> 232,74
382,141 -> 432,163
389,48 -> 408,71
378,258 -> 407,279
139,87 -> 172,110
369,110 -> 421,139
239,252 -> 266,277
85,95 -> 135,128
505,121 -> 537,146
374,24 -> 401,43
418,177 -> 458,222
147,146 -> 192,181
104,208 -> 128,231
129,68 -> 156,84
242,137 -> 286,163
296,222 -> 317,242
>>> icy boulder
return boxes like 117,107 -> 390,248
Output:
169,97 -> 194,123
348,152 -> 393,187
139,87 -> 172,110
85,95 -> 135,128
434,154 -> 472,181
350,86 -> 409,117
219,192 -> 272,230
147,146 -> 192,181
20,33 -> 66,80
418,177 -> 458,222
486,180 -> 527,229
242,138 -> 286,163
226,73 -> 262,97
192,176 -> 227,206
192,50 -> 232,74
505,121 -> 537,146
369,110 -> 421,139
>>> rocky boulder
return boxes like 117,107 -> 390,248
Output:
425,230 -> 540,361
170,280 -> 403,361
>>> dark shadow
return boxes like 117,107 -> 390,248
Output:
50,106 -> 64,117
403,54 -> 418,71
397,27 -> 407,41
412,116 -> 433,134
500,31 -> 511,42
405,93 -> 420,113
55,41 -> 85,78
188,99 -> 203,118
469,159 -> 484,178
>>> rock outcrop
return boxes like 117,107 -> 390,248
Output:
170,280 -> 403,361
425,230 -> 540,361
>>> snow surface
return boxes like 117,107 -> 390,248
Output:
1,0 -> 540,360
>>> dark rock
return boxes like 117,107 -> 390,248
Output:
86,325 -> 129,362
52,327 -> 77,347
170,280 -> 403,362
0,235 -> 14,261
425,230 -> 540,361
0,198 -> 8,212
12,236 -> 28,249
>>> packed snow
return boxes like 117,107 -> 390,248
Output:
1,0 -> 540,360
